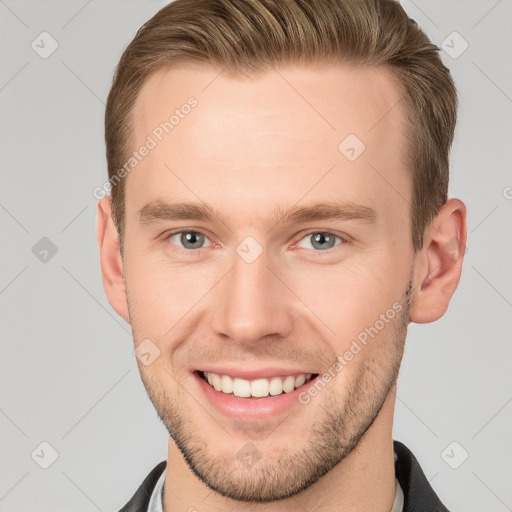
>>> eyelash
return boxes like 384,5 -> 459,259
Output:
292,231 -> 347,252
163,229 -> 348,253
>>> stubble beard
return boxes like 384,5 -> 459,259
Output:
131,280 -> 412,502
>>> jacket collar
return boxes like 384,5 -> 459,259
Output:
118,440 -> 450,511
393,440 -> 451,512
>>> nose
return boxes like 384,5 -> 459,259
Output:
210,248 -> 294,346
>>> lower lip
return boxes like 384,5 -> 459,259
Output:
193,371 -> 319,420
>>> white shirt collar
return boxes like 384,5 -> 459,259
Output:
391,477 -> 405,512
147,465 -> 165,512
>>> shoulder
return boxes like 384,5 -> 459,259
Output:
118,460 -> 167,512
393,440 -> 451,512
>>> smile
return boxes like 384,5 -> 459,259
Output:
200,371 -> 316,398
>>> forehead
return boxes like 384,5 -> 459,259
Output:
128,62 -> 410,227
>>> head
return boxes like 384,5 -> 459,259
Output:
98,0 -> 466,503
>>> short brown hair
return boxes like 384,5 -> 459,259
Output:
105,0 -> 457,252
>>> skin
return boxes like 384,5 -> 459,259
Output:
97,63 -> 466,511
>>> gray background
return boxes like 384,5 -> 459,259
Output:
1,0 -> 511,510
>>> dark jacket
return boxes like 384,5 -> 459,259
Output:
118,440 -> 450,511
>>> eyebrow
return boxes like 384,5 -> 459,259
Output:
138,198 -> 377,227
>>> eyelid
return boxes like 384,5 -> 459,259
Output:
163,228 -> 216,249
291,230 -> 349,250
161,228 -> 349,252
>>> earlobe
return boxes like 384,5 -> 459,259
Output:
96,197 -> 130,324
409,198 -> 467,324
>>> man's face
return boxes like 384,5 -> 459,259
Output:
122,63 -> 415,501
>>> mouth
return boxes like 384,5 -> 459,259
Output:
192,369 -> 320,419
196,370 -> 318,399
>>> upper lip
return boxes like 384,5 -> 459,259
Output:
195,366 -> 316,380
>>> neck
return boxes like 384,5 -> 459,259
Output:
163,387 -> 397,512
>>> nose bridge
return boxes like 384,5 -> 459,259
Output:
211,246 -> 293,344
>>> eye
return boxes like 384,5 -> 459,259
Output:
167,231 -> 212,250
295,232 -> 345,251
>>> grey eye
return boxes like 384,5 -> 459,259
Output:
297,232 -> 342,251
169,231 -> 210,249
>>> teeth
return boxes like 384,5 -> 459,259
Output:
295,374 -> 306,388
269,376 -> 283,396
282,375 -> 295,393
233,378 -> 251,397
211,373 -> 221,391
221,374 -> 233,394
251,378 -> 269,397
202,371 -> 314,398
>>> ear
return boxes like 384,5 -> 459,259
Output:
96,197 -> 130,324
409,198 -> 467,324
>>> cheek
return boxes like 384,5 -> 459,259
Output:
123,251 -> 218,337
285,258 -> 407,346
124,239 -> 410,349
